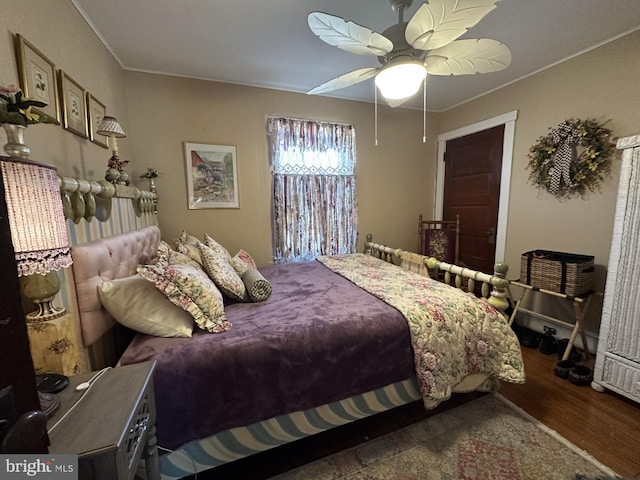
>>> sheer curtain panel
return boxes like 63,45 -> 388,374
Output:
267,116 -> 358,263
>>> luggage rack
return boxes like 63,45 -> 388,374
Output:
508,280 -> 595,361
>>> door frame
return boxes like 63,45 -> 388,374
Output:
434,110 -> 518,265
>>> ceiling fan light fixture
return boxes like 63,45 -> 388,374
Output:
375,62 -> 426,100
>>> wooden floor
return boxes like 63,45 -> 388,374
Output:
500,345 -> 640,480
189,345 -> 640,480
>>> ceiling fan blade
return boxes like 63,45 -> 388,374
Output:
308,12 -> 393,56
424,39 -> 511,75
307,67 -> 379,95
406,0 -> 499,51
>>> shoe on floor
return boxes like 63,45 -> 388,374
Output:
554,360 -> 577,378
568,365 -> 593,386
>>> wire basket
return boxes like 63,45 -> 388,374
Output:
520,250 -> 594,296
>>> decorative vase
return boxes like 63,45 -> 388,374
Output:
2,123 -> 31,158
148,177 -> 156,193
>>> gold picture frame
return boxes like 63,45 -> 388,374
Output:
15,34 -> 60,124
86,93 -> 108,148
58,70 -> 88,138
184,142 -> 240,209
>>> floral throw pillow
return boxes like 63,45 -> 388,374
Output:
156,242 -> 202,269
230,249 -> 257,276
156,240 -> 173,261
173,230 -> 203,250
203,233 -> 231,261
137,263 -> 231,333
197,242 -> 247,302
177,243 -> 204,267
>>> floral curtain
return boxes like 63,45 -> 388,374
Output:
267,116 -> 358,263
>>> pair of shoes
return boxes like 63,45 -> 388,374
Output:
512,325 -> 541,348
539,326 -> 557,354
554,360 -> 593,386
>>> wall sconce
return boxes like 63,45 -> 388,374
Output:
0,157 -> 72,322
96,116 -> 129,185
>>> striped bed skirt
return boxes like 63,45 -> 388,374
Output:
159,377 -> 422,479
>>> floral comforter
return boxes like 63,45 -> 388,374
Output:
318,254 -> 525,407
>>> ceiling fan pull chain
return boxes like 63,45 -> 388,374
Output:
423,76 -> 427,143
374,87 -> 379,146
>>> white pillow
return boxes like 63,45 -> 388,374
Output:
98,275 -> 195,338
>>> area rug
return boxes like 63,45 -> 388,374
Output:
271,394 -> 620,480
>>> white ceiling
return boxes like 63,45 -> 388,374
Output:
71,0 -> 640,112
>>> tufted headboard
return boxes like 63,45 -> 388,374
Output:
70,225 -> 161,346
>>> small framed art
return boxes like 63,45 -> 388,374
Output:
86,93 -> 108,148
15,34 -> 60,124
58,70 -> 88,138
184,142 -> 239,209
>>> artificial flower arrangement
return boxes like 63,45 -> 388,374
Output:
140,167 -> 160,179
526,118 -> 616,199
0,82 -> 56,126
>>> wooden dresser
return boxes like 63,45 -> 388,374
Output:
592,133 -> 640,403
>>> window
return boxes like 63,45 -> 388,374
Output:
267,116 -> 358,263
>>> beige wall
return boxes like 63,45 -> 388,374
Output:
123,72 -> 437,265
438,30 -> 640,331
0,0 -> 133,178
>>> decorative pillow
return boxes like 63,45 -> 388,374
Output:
173,230 -> 203,249
171,251 -> 201,269
98,275 -> 194,338
137,263 -> 231,333
156,240 -> 173,262
242,269 -> 272,302
157,242 -> 202,269
177,243 -> 204,267
204,233 -> 231,260
230,249 -> 257,276
197,242 -> 247,302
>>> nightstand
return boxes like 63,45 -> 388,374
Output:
47,361 -> 160,480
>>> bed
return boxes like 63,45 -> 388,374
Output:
64,217 -> 524,479
57,176 -> 524,479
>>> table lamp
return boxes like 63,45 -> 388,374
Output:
0,157 -> 72,322
96,116 -> 128,184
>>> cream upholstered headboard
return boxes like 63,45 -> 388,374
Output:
70,225 -> 161,346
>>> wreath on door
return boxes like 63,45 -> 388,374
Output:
526,118 -> 616,199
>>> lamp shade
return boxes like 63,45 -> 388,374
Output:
96,116 -> 126,138
0,157 -> 72,277
375,62 -> 427,100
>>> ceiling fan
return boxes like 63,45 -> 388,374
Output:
307,0 -> 511,107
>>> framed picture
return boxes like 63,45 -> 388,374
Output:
58,70 -> 88,138
86,93 -> 108,148
184,143 -> 239,209
15,34 -> 60,124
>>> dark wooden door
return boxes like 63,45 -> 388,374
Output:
443,125 -> 504,274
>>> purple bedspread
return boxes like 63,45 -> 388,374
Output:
119,260 -> 413,450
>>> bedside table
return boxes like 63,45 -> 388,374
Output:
47,361 -> 160,480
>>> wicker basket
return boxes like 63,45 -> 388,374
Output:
520,250 -> 594,296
